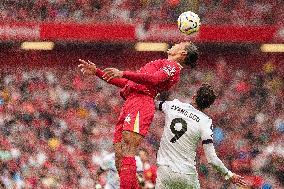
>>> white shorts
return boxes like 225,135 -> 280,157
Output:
155,165 -> 200,189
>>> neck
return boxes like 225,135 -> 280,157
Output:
193,103 -> 203,112
167,56 -> 184,69
177,62 -> 184,69
167,56 -> 175,62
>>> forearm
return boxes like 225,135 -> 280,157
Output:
96,68 -> 128,88
122,71 -> 167,86
203,143 -> 233,179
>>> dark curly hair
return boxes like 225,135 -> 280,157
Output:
183,42 -> 199,69
196,84 -> 216,110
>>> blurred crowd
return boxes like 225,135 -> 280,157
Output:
0,54 -> 283,189
0,68 -> 119,188
200,0 -> 283,25
0,0 -> 283,25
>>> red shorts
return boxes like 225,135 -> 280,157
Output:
113,93 -> 155,143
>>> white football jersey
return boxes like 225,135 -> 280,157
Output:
157,99 -> 213,174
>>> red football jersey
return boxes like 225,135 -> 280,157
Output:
120,59 -> 181,99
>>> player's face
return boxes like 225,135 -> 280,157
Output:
167,42 -> 189,56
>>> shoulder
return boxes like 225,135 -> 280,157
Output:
158,99 -> 179,112
199,112 -> 212,124
192,107 -> 211,121
148,59 -> 163,65
161,59 -> 180,68
167,99 -> 181,106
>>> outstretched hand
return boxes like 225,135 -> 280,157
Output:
102,68 -> 123,82
231,174 -> 247,187
78,59 -> 97,75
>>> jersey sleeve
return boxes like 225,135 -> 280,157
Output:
203,143 -> 233,180
122,60 -> 179,86
200,118 -> 214,143
122,70 -> 169,86
95,68 -> 128,88
155,101 -> 172,113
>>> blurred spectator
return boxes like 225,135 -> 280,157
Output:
0,0 -> 282,25
138,148 -> 157,189
0,52 -> 283,188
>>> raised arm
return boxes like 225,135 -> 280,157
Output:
102,67 -> 174,86
78,59 -> 128,88
200,121 -> 247,187
202,142 -> 247,187
95,68 -> 128,88
122,70 -> 169,86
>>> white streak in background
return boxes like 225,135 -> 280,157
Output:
10,148 -> 21,159
37,152 -> 47,166
255,112 -> 266,124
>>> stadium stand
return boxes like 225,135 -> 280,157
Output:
0,0 -> 283,25
0,47 -> 283,188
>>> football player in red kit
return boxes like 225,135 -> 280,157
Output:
78,42 -> 198,189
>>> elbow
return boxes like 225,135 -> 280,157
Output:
207,158 -> 214,165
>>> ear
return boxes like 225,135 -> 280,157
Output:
181,50 -> 187,55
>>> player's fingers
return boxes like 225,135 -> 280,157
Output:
81,68 -> 88,74
81,69 -> 91,75
87,60 -> 96,66
102,70 -> 113,77
79,59 -> 88,64
107,76 -> 114,82
103,74 -> 115,81
103,70 -> 114,78
78,64 -> 87,68
102,76 -> 109,80
102,73 -> 109,79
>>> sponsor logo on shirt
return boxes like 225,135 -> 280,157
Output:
162,65 -> 176,77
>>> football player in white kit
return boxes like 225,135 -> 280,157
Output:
155,84 -> 247,189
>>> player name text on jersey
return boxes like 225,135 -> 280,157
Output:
170,105 -> 200,122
